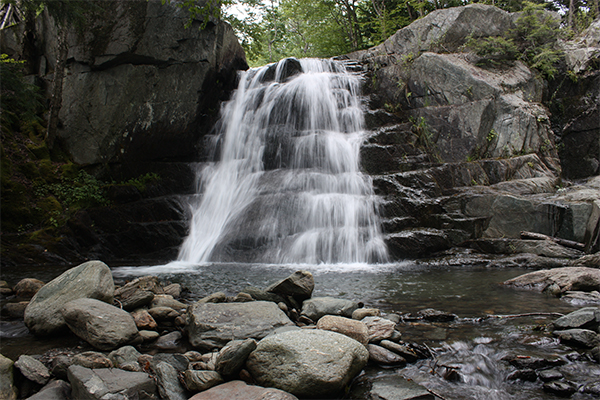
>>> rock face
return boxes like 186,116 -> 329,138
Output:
24,261 -> 114,336
246,329 -> 369,398
61,298 -> 139,350
186,301 -> 294,350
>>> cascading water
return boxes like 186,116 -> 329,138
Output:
177,58 -> 388,264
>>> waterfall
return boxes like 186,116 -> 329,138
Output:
178,58 -> 388,264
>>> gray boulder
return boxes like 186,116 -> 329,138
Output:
301,297 -> 358,322
553,307 -> 600,331
188,380 -> 298,400
186,301 -> 293,350
14,355 -> 50,385
24,261 -> 114,336
553,329 -> 600,348
215,339 -> 257,379
562,18 -> 600,74
154,361 -> 188,400
246,329 -> 369,398
504,268 -> 600,295
67,365 -> 158,400
61,298 -> 139,351
267,270 -> 315,301
0,354 -> 17,400
108,346 -> 142,369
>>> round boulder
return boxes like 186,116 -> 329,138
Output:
246,329 -> 368,398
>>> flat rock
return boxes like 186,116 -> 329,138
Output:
543,380 -> 577,397
24,261 -> 114,336
119,290 -> 154,311
67,365 -> 157,400
416,308 -> 457,322
246,329 -> 369,398
150,353 -> 189,373
561,291 -> 600,305
131,309 -> 158,330
301,297 -> 358,322
14,355 -> 50,385
152,331 -> 183,351
503,267 -> 600,294
368,374 -> 435,400
186,301 -> 293,350
61,298 -> 139,351
317,315 -> 369,345
188,380 -> 298,400
150,295 -> 187,310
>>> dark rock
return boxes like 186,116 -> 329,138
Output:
553,307 -> 600,331
24,261 -> 114,336
187,301 -> 293,350
215,339 -> 257,379
0,354 -> 17,400
152,331 -> 183,351
119,290 -> 155,311
367,344 -> 407,367
154,361 -> 188,400
108,346 -> 142,370
14,355 -> 50,385
538,368 -> 564,382
507,369 -> 537,382
67,365 -> 157,399
61,298 -> 139,351
583,381 -> 600,395
590,346 -> 600,362
72,352 -> 113,369
543,380 -> 577,397
188,380 -> 298,400
242,287 -> 286,303
506,356 -> 566,370
181,370 -> 224,392
26,380 -> 71,400
13,278 -> 45,298
417,308 -> 457,322
554,328 -> 600,348
2,302 -> 29,319
267,270 -> 314,302
386,229 -> 451,258
147,306 -> 179,321
151,353 -> 189,373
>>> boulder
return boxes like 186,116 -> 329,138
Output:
26,380 -> 71,400
553,329 -> 600,348
316,315 -> 369,345
503,268 -> 600,295
561,18 -> 600,74
2,302 -> 29,319
14,355 -> 50,385
61,298 -> 139,351
553,307 -> 600,331
301,297 -> 358,322
0,354 -> 17,400
154,361 -> 188,400
24,261 -> 114,336
267,270 -> 315,301
188,380 -> 298,400
67,365 -> 157,399
186,301 -> 293,350
13,278 -> 45,298
246,329 -> 369,398
215,339 -> 257,379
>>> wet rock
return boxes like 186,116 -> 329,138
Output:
417,308 -> 457,322
267,270 -> 314,302
151,353 -> 189,373
216,339 -> 257,379
2,301 -> 29,319
543,380 -> 577,397
379,340 -> 419,362
24,261 -> 114,336
131,309 -> 158,330
503,268 -> 600,295
362,316 -> 397,342
554,328 -> 600,348
61,298 -> 139,351
182,370 -> 224,392
538,368 -> 564,382
561,291 -> 600,305
507,369 -> 537,382
72,352 -> 113,369
352,308 -> 381,320
301,297 -> 358,322
386,229 -> 452,258
155,361 -> 188,400
188,380 -> 298,400
14,278 -> 45,298
506,356 -> 566,370
67,365 -> 157,399
26,379 -> 71,400
367,344 -> 407,366
316,315 -> 369,345
553,307 -> 600,331
0,354 -> 18,400
583,381 -> 600,395
187,301 -> 293,350
590,346 -> 600,362
14,355 -> 50,385
150,294 -> 187,310
198,292 -> 228,304
118,290 -> 154,311
246,329 -> 369,398
357,374 -> 435,400
109,346 -> 141,369
152,331 -> 183,351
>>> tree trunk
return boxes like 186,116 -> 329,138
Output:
46,26 -> 68,150
568,0 -> 574,29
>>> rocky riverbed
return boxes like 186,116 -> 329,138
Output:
1,257 -> 600,399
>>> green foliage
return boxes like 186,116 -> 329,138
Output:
36,170 -> 109,209
464,35 -> 518,65
122,172 -> 161,193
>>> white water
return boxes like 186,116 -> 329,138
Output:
177,58 -> 387,264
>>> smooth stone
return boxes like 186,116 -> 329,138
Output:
301,297 -> 358,322
148,306 -> 179,321
26,380 -> 71,400
182,370 -> 224,392
187,301 -> 294,350
154,361 -> 188,400
150,294 -> 187,311
246,329 -> 368,398
14,278 -> 45,298
139,330 -> 160,341
14,355 -> 50,385
72,352 -> 113,369
61,298 -> 139,351
188,380 -> 298,400
352,308 -> 381,320
67,365 -> 157,399
316,315 -> 369,345
233,292 -> 254,302
554,328 -> 600,348
151,353 -> 189,372
362,316 -> 397,342
0,354 -> 17,400
266,270 -> 315,301
109,346 -> 142,369
215,339 -> 257,379
367,344 -> 407,366
24,261 -> 114,336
